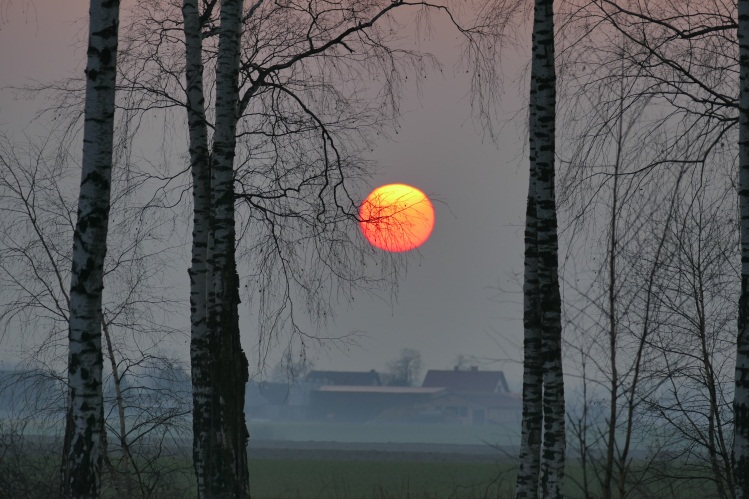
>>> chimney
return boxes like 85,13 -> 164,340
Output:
470,366 -> 478,371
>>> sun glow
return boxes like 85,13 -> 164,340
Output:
359,183 -> 435,252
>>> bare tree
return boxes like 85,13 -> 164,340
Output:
384,348 -> 422,387
555,1 -> 743,497
641,170 -> 736,498
0,127 -> 193,497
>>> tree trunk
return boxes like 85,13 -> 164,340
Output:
516,162 -> 543,499
735,1 -> 749,497
535,0 -> 565,489
65,0 -> 120,496
605,64 -> 623,499
101,318 -> 133,494
182,0 -> 216,495
516,0 -> 565,497
203,0 -> 251,496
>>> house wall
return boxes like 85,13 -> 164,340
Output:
309,391 -> 434,422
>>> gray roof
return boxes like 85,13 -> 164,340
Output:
422,368 -> 509,393
306,370 -> 382,386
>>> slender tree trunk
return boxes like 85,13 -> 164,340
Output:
65,0 -> 120,496
101,319 -> 133,495
516,162 -> 543,499
737,1 -> 749,497
517,0 -> 564,497
605,69 -> 623,499
532,0 -> 565,497
182,0 -> 216,495
603,143 -> 618,499
205,0 -> 250,495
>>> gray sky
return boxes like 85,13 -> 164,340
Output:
0,1 -> 531,390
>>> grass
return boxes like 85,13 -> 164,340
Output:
247,458 -> 725,499
0,451 -> 727,499
0,419 -> 727,499
248,459 -> 516,499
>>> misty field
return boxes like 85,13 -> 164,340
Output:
248,421 -> 521,447
246,458 -> 717,499
0,430 -> 724,498
248,459 -> 514,498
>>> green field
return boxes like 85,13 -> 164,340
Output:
0,451 -> 724,498
246,459 -> 719,499
248,459 -> 516,499
0,419 -> 724,498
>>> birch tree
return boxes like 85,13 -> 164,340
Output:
181,0 -> 219,496
64,0 -> 120,496
199,0 -> 250,495
516,0 -> 565,497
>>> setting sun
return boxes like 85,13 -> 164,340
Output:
359,183 -> 435,252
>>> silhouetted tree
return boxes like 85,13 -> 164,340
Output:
385,348 -> 422,387
557,1 -> 742,496
0,126 -> 192,497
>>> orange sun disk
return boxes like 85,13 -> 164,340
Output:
359,183 -> 435,252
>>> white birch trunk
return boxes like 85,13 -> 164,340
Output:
516,162 -> 543,499
516,0 -> 565,497
534,0 -> 565,492
182,0 -> 214,494
65,0 -> 120,496
206,0 -> 251,495
735,1 -> 749,496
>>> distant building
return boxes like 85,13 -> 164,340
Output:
306,369 -> 382,386
422,366 -> 510,394
248,366 -> 520,425
308,385 -> 445,422
416,367 -> 520,424
245,381 -> 314,421
106,361 -> 192,416
421,391 -> 522,425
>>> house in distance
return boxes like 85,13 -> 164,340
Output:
305,366 -> 520,424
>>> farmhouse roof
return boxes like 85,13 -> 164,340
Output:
421,367 -> 510,393
306,369 -> 382,386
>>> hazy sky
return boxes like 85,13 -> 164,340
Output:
0,1 -> 531,389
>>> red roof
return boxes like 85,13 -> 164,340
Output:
421,368 -> 509,393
